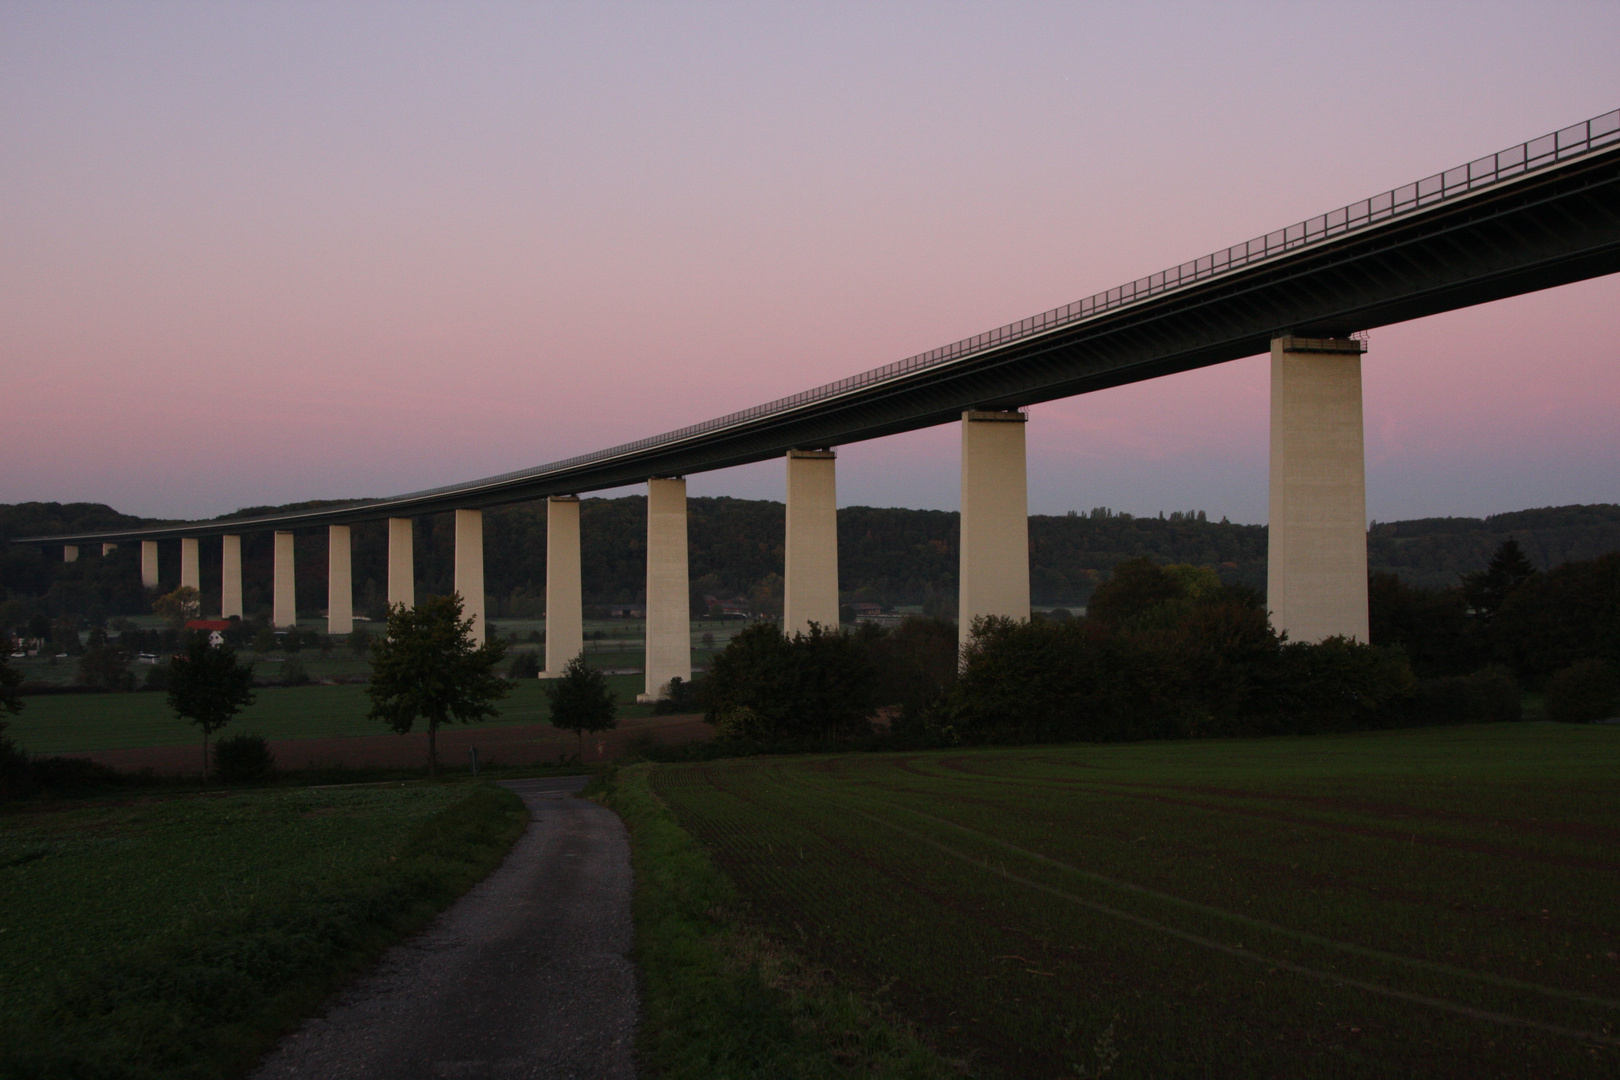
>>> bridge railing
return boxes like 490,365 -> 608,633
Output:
409,108 -> 1620,500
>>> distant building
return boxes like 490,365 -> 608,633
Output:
185,619 -> 231,647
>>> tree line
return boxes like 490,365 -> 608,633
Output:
6,500 -> 1618,628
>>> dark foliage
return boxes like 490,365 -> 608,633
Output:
213,732 -> 276,783
76,638 -> 136,691
544,653 -> 617,751
168,636 -> 257,775
1491,552 -> 1620,682
1462,538 -> 1536,620
507,650 -> 541,679
1543,660 -> 1620,724
1401,667 -> 1523,726
652,674 -> 703,714
368,594 -> 509,776
704,622 -> 878,746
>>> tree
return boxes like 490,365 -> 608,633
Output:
544,653 -> 617,757
0,651 -> 22,720
349,625 -> 373,657
167,635 -> 256,777
153,586 -> 202,629
368,594 -> 509,777
1462,539 -> 1536,621
77,638 -> 135,691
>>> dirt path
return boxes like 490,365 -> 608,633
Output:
250,776 -> 637,1080
62,714 -> 710,774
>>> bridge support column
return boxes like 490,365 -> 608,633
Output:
1267,336 -> 1369,643
63,545 -> 78,563
543,496 -> 583,678
328,525 -> 353,637
958,409 -> 1030,654
639,477 -> 690,702
180,538 -> 200,592
221,535 -> 243,619
455,509 -> 486,645
101,543 -> 116,557
387,518 -> 415,611
784,449 -> 839,636
273,531 -> 297,628
141,540 -> 159,591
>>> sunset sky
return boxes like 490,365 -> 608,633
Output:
3,2 -> 1617,526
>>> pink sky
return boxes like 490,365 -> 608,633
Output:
3,2 -> 1617,525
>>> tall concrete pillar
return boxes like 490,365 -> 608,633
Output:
141,540 -> 159,590
221,535 -> 243,619
63,545 -> 79,563
180,538 -> 200,592
543,496 -> 583,678
387,518 -> 415,611
958,409 -> 1030,653
784,449 -> 840,636
101,543 -> 117,557
1268,335 -> 1369,643
273,531 -> 297,628
328,525 -> 353,637
454,509 -> 486,645
639,477 -> 690,702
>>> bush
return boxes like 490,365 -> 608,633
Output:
1544,659 -> 1620,724
508,650 -> 541,679
1406,666 -> 1522,725
280,658 -> 310,686
213,733 -> 276,783
652,675 -> 703,714
144,661 -> 171,690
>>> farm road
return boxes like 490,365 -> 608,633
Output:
250,776 -> 638,1080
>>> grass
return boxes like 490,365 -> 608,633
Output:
0,780 -> 530,1079
598,766 -> 961,1080
7,673 -> 661,754
642,723 -> 1620,1078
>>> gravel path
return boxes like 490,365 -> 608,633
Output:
250,777 -> 638,1080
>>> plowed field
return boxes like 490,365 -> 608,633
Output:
649,723 -> 1620,1078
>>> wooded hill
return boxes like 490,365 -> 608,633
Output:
3,498 -> 1617,623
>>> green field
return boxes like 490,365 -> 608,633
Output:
8,673 -> 658,754
0,782 -> 529,1077
646,724 -> 1620,1078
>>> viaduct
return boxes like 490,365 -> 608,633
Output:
18,109 -> 1620,702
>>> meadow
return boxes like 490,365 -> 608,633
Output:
0,782 -> 529,1078
7,673 -> 659,754
641,723 -> 1620,1078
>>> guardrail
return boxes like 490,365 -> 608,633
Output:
406,108 -> 1618,501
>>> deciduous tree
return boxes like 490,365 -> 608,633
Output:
167,636 -> 256,777
368,594 -> 509,777
544,653 -> 616,757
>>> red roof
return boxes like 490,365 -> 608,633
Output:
185,620 -> 232,631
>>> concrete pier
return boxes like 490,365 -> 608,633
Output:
1267,335 -> 1370,643
328,525 -> 353,636
958,409 -> 1031,653
221,535 -> 243,619
455,509 -> 486,645
273,531 -> 297,628
180,538 -> 200,592
543,496 -> 583,678
639,477 -> 690,702
141,541 -> 159,591
784,449 -> 839,636
63,545 -> 78,563
387,517 -> 415,611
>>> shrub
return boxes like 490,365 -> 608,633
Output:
1544,659 -> 1620,724
508,650 -> 541,679
280,659 -> 311,686
1407,666 -> 1522,725
653,675 -> 703,714
213,733 -> 276,783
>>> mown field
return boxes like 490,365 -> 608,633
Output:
647,724 -> 1620,1078
0,782 -> 529,1078
7,673 -> 658,754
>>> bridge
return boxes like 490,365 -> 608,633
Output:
19,109 -> 1620,700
